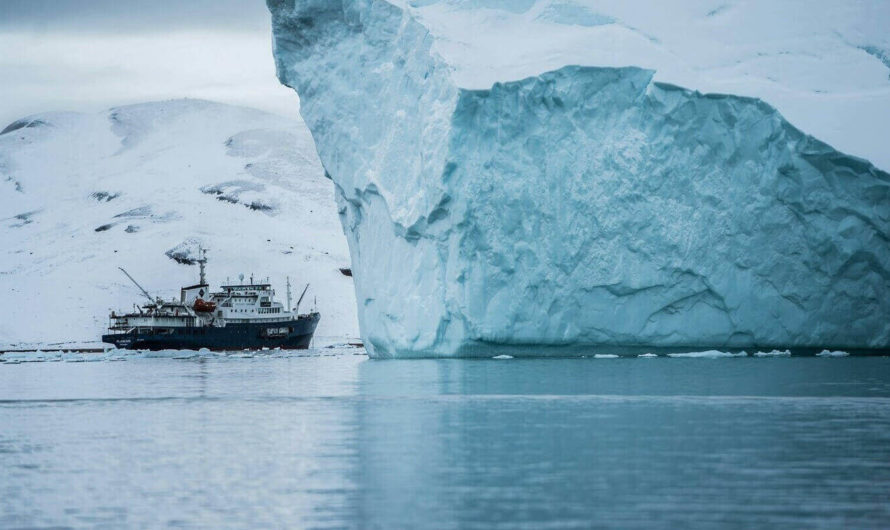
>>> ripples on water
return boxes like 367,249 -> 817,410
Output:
1,349 -> 889,528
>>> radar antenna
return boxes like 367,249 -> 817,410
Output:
119,267 -> 156,305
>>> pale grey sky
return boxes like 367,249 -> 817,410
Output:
0,0 -> 300,126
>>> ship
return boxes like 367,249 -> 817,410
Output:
101,249 -> 320,351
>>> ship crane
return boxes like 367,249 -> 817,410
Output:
118,267 -> 159,306
295,283 -> 310,314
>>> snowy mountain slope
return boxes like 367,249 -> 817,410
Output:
394,0 -> 890,172
0,99 -> 358,346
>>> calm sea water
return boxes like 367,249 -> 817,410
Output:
2,350 -> 889,528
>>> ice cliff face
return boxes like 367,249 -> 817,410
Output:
268,0 -> 890,357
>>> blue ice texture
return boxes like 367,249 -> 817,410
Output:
268,0 -> 890,357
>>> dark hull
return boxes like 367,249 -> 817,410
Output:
102,313 -> 320,351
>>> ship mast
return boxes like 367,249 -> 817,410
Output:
197,247 -> 208,285
286,276 -> 292,312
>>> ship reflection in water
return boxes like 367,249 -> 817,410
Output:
1,353 -> 889,528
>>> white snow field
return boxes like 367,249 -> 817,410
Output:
268,0 -> 890,357
0,99 -> 358,347
396,0 -> 890,173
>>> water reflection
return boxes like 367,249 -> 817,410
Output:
1,355 -> 889,528
351,358 -> 890,528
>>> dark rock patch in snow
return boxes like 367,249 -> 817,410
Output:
9,211 -> 38,228
247,200 -> 274,212
201,180 -> 278,214
94,224 -> 114,232
5,176 -> 23,193
124,225 -> 140,233
167,253 -> 196,265
705,4 -> 732,17
165,239 -> 204,265
1,119 -> 48,136
90,191 -> 120,202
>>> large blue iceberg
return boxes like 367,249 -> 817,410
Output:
268,0 -> 890,357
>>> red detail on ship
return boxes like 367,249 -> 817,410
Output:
193,299 -> 217,313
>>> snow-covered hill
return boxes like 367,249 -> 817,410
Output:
0,99 -> 358,346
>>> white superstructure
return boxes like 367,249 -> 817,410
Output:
108,249 -> 311,333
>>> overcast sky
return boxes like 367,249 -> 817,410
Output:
0,0 -> 301,126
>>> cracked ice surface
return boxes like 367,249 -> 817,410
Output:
268,0 -> 890,357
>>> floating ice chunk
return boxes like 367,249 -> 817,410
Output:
816,350 -> 850,357
667,351 -> 747,359
638,353 -> 658,358
594,354 -> 619,359
753,350 -> 791,357
492,354 -> 514,359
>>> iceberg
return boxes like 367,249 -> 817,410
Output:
268,0 -> 890,357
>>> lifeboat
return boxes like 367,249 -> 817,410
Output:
193,298 -> 217,313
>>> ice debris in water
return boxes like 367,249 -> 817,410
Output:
667,351 -> 748,359
816,350 -> 850,357
754,350 -> 792,357
269,0 -> 890,358
0,347 -> 363,363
